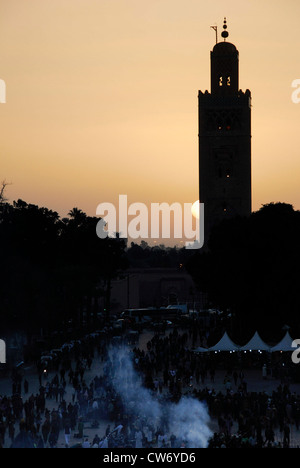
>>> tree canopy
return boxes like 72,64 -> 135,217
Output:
185,202 -> 300,341
0,198 -> 128,341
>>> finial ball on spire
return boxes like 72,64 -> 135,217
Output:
221,17 -> 229,40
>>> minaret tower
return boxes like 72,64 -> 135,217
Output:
199,18 -> 252,245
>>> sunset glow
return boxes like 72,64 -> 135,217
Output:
1,0 -> 299,232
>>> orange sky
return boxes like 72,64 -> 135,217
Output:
1,0 -> 300,240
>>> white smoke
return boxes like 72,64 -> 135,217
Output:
106,346 -> 212,448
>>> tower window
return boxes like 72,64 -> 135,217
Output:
227,76 -> 231,86
219,76 -> 223,87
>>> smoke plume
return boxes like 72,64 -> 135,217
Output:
106,346 -> 212,448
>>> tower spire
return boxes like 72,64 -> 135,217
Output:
221,17 -> 229,41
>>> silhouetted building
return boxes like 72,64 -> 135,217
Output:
199,18 -> 252,245
108,268 -> 207,313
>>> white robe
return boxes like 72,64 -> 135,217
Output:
99,437 -> 108,448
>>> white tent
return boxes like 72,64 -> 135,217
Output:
240,331 -> 271,352
270,331 -> 294,352
208,331 -> 240,352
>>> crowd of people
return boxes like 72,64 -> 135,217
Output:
0,323 -> 300,448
